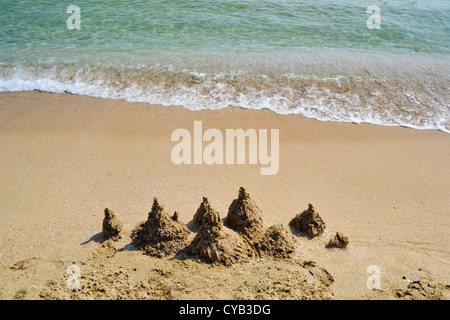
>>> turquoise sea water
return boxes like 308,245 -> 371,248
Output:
0,0 -> 449,132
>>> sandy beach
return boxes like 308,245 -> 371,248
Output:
0,91 -> 448,300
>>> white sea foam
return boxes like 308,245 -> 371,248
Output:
0,62 -> 448,134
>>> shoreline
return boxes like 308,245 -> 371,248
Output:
0,91 -> 449,299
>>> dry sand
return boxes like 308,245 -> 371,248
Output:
0,91 -> 449,300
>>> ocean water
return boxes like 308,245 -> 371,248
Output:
0,0 -> 449,132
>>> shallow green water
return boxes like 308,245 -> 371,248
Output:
0,1 -> 449,131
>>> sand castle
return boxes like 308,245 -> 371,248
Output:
289,204 -> 326,238
102,187 -> 345,265
188,198 -> 255,266
130,198 -> 191,257
225,187 -> 265,240
102,208 -> 124,240
254,224 -> 298,259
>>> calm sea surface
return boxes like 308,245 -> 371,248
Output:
0,0 -> 448,132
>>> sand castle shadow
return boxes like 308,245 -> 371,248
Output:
185,220 -> 197,233
81,232 -> 108,245
289,226 -> 317,240
82,230 -> 142,256
169,248 -> 196,262
117,242 -> 140,253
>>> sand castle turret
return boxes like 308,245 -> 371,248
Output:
225,187 -> 265,240
102,208 -> 124,240
131,198 -> 190,257
255,224 -> 298,259
188,199 -> 254,266
193,197 -> 211,228
289,204 -> 326,238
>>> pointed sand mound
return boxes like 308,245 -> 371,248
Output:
225,187 -> 264,240
131,198 -> 190,257
193,197 -> 211,228
289,204 -> 326,238
102,208 -> 124,240
255,224 -> 298,259
188,200 -> 255,266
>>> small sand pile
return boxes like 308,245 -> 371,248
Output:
393,279 -> 450,300
102,208 -> 123,240
326,232 -> 349,249
193,197 -> 210,228
9,258 -> 38,271
289,204 -> 326,238
188,200 -> 255,266
254,224 -> 298,259
225,187 -> 264,240
131,198 -> 191,257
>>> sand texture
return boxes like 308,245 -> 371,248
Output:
0,91 -> 449,300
